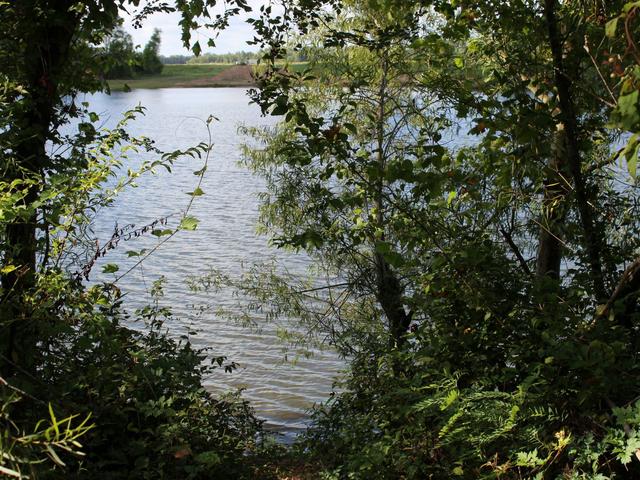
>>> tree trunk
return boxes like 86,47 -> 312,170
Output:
544,0 -> 606,300
375,253 -> 412,349
535,131 -> 568,281
0,0 -> 78,377
371,53 -> 411,353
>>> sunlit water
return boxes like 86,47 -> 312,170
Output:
77,88 -> 344,442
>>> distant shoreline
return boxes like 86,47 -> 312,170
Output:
107,63 -> 305,91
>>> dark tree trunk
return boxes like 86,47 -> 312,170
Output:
0,0 -> 78,378
544,0 -> 606,300
375,253 -> 412,349
536,132 -> 568,281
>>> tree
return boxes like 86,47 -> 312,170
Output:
103,26 -> 137,78
0,0 -> 250,382
244,4 -> 439,358
0,0 -> 113,376
241,0 -> 640,477
141,28 -> 163,74
0,1 -> 274,477
102,27 -> 164,78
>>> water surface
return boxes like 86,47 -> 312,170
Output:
82,88 -> 342,441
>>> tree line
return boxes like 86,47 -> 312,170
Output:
161,51 -> 307,65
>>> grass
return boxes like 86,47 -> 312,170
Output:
107,64 -> 235,90
106,63 -> 309,91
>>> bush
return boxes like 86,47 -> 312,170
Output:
301,339 -> 640,479
1,277 -> 267,479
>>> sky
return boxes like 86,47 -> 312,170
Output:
122,1 -> 268,56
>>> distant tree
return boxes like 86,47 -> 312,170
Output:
141,28 -> 163,74
160,54 -> 191,64
102,27 -> 164,78
103,26 -> 137,79
187,50 -> 260,64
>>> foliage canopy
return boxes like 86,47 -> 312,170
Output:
237,0 -> 640,478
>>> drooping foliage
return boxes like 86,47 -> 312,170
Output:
238,0 -> 640,478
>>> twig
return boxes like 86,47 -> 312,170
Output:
583,35 -> 617,106
292,282 -> 352,295
597,256 -> 640,319
0,376 -> 46,405
499,226 -> 532,277
114,118 -> 214,283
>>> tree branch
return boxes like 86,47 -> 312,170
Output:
500,227 -> 532,277
598,257 -> 640,319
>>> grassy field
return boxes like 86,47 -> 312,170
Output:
107,64 -> 235,90
107,63 -> 309,91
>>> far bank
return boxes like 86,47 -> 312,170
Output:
107,63 -> 307,91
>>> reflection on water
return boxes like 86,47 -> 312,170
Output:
81,88 -> 342,441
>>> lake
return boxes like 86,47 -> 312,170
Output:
81,88 -> 343,442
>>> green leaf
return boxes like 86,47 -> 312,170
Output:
152,229 -> 173,237
46,445 -> 66,467
192,41 -> 201,57
101,264 -> 119,274
96,295 -> 109,306
622,134 -> 640,179
440,389 -> 459,410
606,17 -> 619,38
0,464 -> 22,478
48,403 -> 58,434
627,145 -> 638,179
179,215 -> 199,231
194,450 -> 221,465
271,104 -> 288,116
620,90 -> 639,113
0,265 -> 17,274
619,436 -> 640,464
187,187 -> 205,196
515,449 -> 545,467
343,122 -> 358,134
